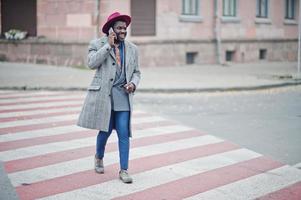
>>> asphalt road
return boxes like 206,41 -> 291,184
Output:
135,86 -> 301,167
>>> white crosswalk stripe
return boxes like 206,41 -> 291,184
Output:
0,125 -> 84,142
293,162 -> 301,169
0,137 -> 96,161
0,100 -> 83,110
0,114 -> 78,128
0,91 -> 62,97
0,106 -> 81,118
0,94 -> 85,104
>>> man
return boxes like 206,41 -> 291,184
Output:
77,12 -> 141,184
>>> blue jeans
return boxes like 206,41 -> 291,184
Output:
96,111 -> 130,170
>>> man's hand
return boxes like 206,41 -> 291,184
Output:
124,82 -> 136,93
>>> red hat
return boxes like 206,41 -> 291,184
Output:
102,12 -> 131,34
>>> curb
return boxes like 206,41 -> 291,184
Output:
137,81 -> 301,93
0,81 -> 301,93
0,162 -> 19,200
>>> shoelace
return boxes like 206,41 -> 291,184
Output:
120,170 -> 128,175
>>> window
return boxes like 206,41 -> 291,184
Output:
186,52 -> 198,64
182,0 -> 199,16
259,49 -> 267,60
180,0 -> 202,22
131,0 -> 156,36
225,51 -> 235,61
285,0 -> 296,19
223,0 -> 237,17
256,0 -> 269,18
1,0 -> 37,37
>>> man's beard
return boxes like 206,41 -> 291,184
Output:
117,32 -> 127,41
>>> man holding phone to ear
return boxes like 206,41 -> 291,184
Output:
77,12 -> 141,184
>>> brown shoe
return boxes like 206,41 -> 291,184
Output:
119,170 -> 133,183
94,155 -> 104,174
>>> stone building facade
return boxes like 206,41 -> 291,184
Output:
0,0 -> 299,67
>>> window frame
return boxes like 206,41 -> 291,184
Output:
223,0 -> 237,17
285,0 -> 296,20
256,0 -> 269,18
180,0 -> 203,22
182,0 -> 199,16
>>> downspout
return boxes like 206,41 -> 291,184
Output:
214,0 -> 222,64
95,0 -> 100,38
297,0 -> 301,75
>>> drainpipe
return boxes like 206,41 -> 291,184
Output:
297,0 -> 301,75
95,0 -> 100,38
214,0 -> 222,64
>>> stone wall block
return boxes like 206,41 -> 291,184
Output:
31,44 -> 50,55
57,27 -> 79,41
38,27 -> 58,40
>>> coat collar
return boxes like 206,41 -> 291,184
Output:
109,48 -> 116,61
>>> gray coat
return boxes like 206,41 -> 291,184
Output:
77,36 -> 141,136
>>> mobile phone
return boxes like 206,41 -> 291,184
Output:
109,27 -> 114,35
109,27 -> 118,44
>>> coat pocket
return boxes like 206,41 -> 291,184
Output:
87,85 -> 101,91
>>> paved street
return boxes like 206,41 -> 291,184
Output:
0,90 -> 301,200
135,86 -> 301,167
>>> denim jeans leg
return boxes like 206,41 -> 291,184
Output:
114,111 -> 130,170
96,112 -> 114,159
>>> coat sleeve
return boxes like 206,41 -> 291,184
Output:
87,39 -> 112,70
130,46 -> 141,89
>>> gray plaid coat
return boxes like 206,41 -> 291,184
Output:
77,36 -> 141,136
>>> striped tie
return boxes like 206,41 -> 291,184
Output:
114,44 -> 121,67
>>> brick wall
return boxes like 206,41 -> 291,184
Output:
37,0 -> 96,42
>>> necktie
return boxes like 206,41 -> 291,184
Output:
114,44 -> 121,67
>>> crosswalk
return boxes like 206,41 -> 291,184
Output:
0,90 -> 301,200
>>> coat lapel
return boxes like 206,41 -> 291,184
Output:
125,41 -> 131,68
110,48 -> 116,61
125,41 -> 131,82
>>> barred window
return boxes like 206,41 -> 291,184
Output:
256,0 -> 269,18
182,0 -> 199,16
131,0 -> 156,36
223,0 -> 237,17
